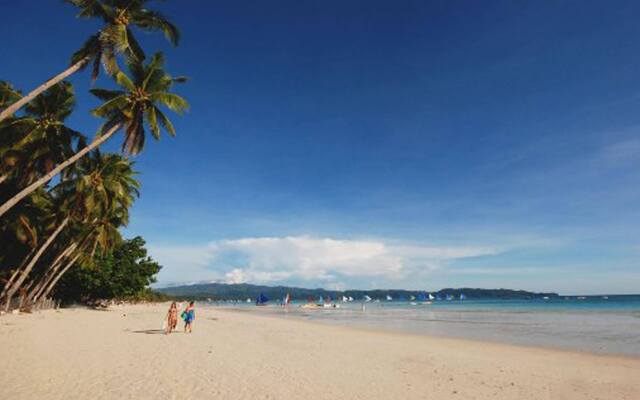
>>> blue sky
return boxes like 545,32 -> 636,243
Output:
2,1 -> 640,294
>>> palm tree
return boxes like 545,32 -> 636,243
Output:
39,211 -> 127,302
0,52 -> 187,218
2,213 -> 69,311
34,152 -> 139,303
0,0 -> 180,123
0,82 -> 85,187
0,189 -> 51,303
29,152 -> 138,305
3,151 -> 139,309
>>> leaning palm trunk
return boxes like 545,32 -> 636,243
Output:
0,123 -> 121,218
29,242 -> 77,304
0,247 -> 36,300
39,253 -> 81,302
2,217 -> 69,311
0,57 -> 89,124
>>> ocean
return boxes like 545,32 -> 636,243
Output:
209,295 -> 640,357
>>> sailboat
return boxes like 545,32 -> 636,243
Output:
459,293 -> 466,300
256,293 -> 269,306
364,295 -> 372,302
428,293 -> 435,301
283,293 -> 291,306
348,296 -> 354,302
417,293 -> 432,305
386,295 -> 393,301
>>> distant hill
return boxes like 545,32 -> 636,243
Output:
157,282 -> 558,301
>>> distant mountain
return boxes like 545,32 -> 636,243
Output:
157,282 -> 558,301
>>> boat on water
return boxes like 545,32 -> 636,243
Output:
301,295 -> 340,309
416,293 -> 432,305
386,295 -> 393,301
256,293 -> 269,306
428,293 -> 435,300
459,293 -> 466,300
364,295 -> 372,302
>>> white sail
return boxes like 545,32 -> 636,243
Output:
428,293 -> 435,300
364,295 -> 372,302
386,295 -> 392,301
348,296 -> 354,301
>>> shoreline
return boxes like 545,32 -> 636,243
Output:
2,303 -> 639,399
213,305 -> 640,361
213,303 -> 640,359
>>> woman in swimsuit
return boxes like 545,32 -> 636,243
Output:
183,301 -> 195,333
165,302 -> 178,334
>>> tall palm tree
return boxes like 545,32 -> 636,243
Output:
0,0 -> 180,123
29,152 -> 138,304
0,52 -> 187,218
3,151 -> 139,309
34,152 -> 138,303
0,82 -> 85,187
0,189 -> 51,302
39,211 -> 127,302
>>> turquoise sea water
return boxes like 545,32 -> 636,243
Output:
209,296 -> 640,356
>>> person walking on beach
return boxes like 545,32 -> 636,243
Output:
183,301 -> 195,333
165,302 -> 178,334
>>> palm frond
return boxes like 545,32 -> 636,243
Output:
90,93 -> 129,117
150,92 -> 189,114
153,107 -> 175,136
89,88 -> 125,102
132,9 -> 180,45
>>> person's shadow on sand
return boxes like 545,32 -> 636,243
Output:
131,329 -> 176,335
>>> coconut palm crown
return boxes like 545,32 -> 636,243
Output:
90,52 -> 188,154
68,0 -> 180,80
0,0 -> 180,124
0,82 -> 85,186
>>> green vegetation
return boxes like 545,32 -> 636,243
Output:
54,237 -> 166,304
159,283 -> 559,301
0,1 -> 185,311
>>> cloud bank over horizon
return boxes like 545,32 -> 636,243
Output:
149,235 -> 500,289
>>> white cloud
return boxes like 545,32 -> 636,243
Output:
150,235 -> 500,286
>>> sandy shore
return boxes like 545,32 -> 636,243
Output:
1,304 -> 638,400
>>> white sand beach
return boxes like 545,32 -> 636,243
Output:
1,304 -> 639,400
